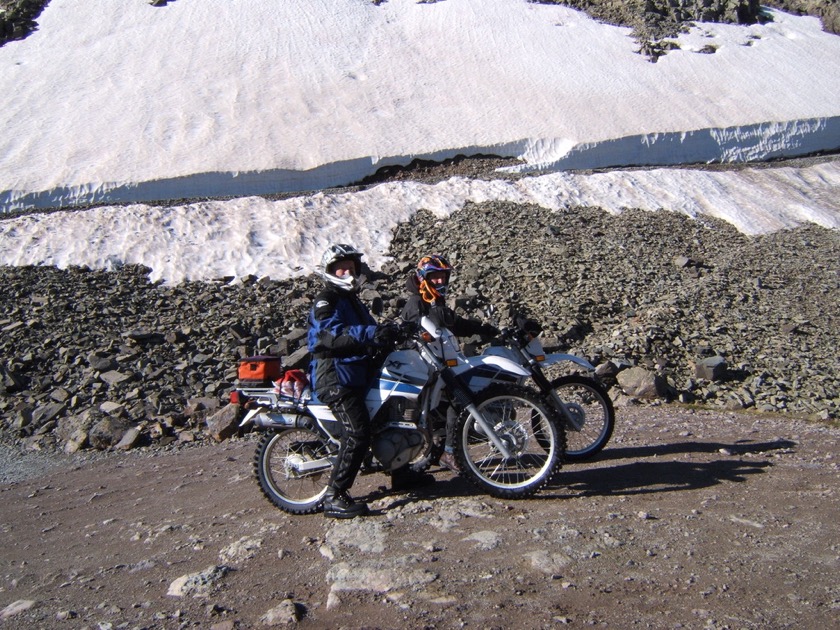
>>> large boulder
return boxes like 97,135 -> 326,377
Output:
206,404 -> 241,442
617,366 -> 670,399
89,416 -> 133,450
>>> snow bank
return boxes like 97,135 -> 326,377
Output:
1,0 -> 839,212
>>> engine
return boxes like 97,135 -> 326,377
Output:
371,428 -> 425,471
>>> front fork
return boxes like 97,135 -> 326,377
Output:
440,368 -> 515,459
528,362 -> 585,432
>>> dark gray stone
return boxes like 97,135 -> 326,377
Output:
695,356 -> 728,381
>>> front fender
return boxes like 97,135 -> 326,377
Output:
460,354 -> 531,378
542,353 -> 595,371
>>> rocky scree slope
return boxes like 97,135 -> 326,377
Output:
536,1 -> 840,59
3,0 -> 839,54
1,201 -> 838,455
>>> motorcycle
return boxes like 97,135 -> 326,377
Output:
469,318 -> 615,461
230,315 -> 565,515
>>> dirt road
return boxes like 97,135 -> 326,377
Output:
1,405 -> 838,629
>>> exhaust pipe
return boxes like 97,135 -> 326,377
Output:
252,411 -> 299,429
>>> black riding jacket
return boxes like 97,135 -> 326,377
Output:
399,274 -> 493,337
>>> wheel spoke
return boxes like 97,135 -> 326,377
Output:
457,385 -> 564,498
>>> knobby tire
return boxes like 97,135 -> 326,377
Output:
454,384 -> 565,499
253,428 -> 332,515
549,374 -> 615,461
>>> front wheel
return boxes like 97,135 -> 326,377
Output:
549,374 -> 615,461
253,427 -> 334,514
455,384 -> 565,499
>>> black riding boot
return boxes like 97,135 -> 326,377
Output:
322,486 -> 369,519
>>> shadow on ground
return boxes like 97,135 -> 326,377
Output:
362,437 -> 796,508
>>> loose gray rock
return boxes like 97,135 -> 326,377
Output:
259,599 -> 301,625
206,404 -> 241,442
695,355 -> 727,381
167,565 -> 230,598
0,599 -> 35,620
1,165 -> 839,456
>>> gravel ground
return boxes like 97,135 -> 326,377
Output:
1,405 -> 838,629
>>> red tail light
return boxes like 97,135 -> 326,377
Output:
230,391 -> 241,404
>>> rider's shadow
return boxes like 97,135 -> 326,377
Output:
363,471 -> 474,505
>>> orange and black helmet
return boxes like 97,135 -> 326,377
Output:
415,254 -> 452,304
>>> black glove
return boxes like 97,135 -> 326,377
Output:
374,323 -> 400,346
480,323 -> 500,338
516,316 -> 542,337
397,320 -> 418,340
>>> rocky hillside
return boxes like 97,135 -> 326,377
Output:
1,1 -> 838,452
2,169 -> 838,453
3,1 -> 839,51
537,0 -> 840,59
537,1 -> 839,36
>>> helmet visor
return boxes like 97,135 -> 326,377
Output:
329,259 -> 358,278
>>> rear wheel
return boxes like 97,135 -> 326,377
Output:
455,384 -> 565,499
549,375 -> 614,461
253,428 -> 334,514
408,436 -> 445,473
408,408 -> 446,473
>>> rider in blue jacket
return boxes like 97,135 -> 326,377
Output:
308,244 -> 398,518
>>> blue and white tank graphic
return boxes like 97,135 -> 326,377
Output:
366,349 -> 430,408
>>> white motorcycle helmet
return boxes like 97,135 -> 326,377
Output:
319,243 -> 364,293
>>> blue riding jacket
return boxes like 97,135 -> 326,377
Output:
307,287 -> 379,402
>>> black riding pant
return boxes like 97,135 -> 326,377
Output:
328,392 -> 371,494
445,406 -> 458,450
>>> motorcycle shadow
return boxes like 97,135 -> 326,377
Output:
593,437 -> 796,462
541,437 -> 795,499
358,468 -> 489,509
356,437 -> 795,509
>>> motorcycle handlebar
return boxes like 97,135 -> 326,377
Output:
499,326 -> 516,340
395,321 -> 418,345
380,320 -> 420,347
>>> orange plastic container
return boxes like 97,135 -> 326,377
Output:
237,356 -> 283,384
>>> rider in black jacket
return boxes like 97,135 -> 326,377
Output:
399,254 -> 498,471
